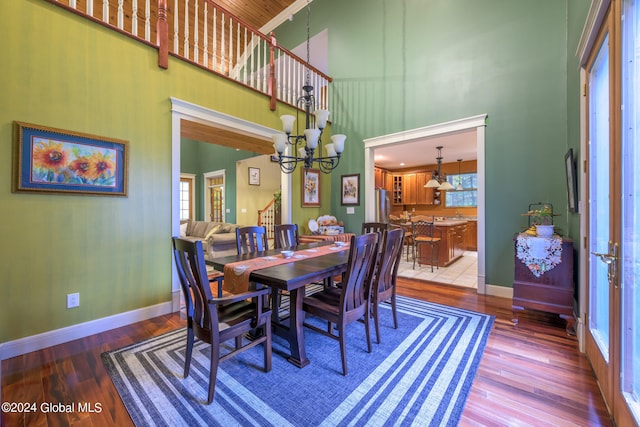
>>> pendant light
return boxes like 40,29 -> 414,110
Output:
456,159 -> 463,191
425,146 -> 454,190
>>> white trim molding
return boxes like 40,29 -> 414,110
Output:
363,114 -> 488,294
170,97 -> 292,298
1,302 -> 172,360
576,0 -> 611,66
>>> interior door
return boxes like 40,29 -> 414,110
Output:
585,5 -> 614,412
585,1 -> 640,424
615,0 -> 640,424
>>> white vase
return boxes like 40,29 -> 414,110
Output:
535,224 -> 555,237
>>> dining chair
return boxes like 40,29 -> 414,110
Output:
272,224 -> 300,313
172,237 -> 272,404
411,219 -> 442,272
236,225 -> 269,255
361,222 -> 389,235
274,223 -> 299,249
389,217 -> 413,262
302,232 -> 379,375
370,227 -> 405,344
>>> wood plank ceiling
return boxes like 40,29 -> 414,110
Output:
183,0 -> 298,153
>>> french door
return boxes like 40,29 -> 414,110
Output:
584,1 -> 639,425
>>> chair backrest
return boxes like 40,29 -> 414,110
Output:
372,228 -> 405,297
274,224 -> 299,249
411,220 -> 441,239
236,226 -> 269,254
172,237 -> 218,336
340,232 -> 379,314
361,222 -> 389,235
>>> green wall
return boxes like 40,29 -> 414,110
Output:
276,0 -> 590,287
180,139 -> 261,223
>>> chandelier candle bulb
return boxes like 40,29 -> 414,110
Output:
325,143 -> 337,157
273,134 -> 288,154
314,109 -> 329,129
304,128 -> 320,149
280,115 -> 295,134
331,134 -> 346,153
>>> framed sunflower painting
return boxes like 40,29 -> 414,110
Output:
12,121 -> 128,196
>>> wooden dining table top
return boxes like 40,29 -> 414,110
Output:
205,241 -> 350,368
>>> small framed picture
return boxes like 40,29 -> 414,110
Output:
249,167 -> 260,186
341,174 -> 360,206
302,169 -> 321,207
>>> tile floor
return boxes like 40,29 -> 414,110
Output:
396,249 -> 478,289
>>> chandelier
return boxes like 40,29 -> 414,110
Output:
271,0 -> 345,174
424,146 -> 454,190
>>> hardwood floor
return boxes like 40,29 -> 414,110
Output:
2,279 -> 612,426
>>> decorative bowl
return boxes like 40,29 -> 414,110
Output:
281,250 -> 294,258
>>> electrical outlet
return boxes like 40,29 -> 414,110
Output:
67,293 -> 80,308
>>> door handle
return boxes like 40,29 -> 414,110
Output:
591,241 -> 619,288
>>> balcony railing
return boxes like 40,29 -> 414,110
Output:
47,0 -> 331,111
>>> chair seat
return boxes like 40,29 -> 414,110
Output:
217,300 -> 257,328
415,236 -> 441,243
303,288 -> 342,318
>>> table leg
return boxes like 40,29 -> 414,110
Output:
285,287 -> 309,368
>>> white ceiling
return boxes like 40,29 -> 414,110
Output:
373,128 -> 477,170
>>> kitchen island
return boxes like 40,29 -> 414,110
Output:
415,219 -> 468,268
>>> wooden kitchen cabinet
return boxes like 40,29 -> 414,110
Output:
415,220 -> 467,267
392,175 -> 403,205
512,236 -> 575,335
403,173 -> 416,205
415,172 -> 434,204
374,167 -> 383,188
464,220 -> 477,251
384,172 -> 394,193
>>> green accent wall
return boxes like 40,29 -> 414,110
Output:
1,0 -> 591,344
180,139 -> 261,223
275,0 -> 591,287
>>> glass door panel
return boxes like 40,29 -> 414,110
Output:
588,32 -> 611,362
619,0 -> 640,423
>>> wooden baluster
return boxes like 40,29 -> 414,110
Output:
173,0 -> 179,54
269,33 -> 276,111
117,0 -> 124,29
235,22 -> 240,78
102,0 -> 109,23
183,0 -> 189,59
220,13 -> 225,74
132,0 -> 138,37
145,0 -> 150,41
242,28 -> 248,84
228,16 -> 233,76
193,0 -> 199,63
212,8 -> 217,71
203,3 -> 208,67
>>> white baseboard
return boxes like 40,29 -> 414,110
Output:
1,302 -> 174,361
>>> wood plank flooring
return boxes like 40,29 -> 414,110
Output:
2,279 -> 613,426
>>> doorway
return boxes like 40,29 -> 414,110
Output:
363,114 -> 487,294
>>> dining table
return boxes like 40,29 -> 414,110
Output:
206,241 -> 350,368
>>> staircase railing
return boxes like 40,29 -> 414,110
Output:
258,198 -> 279,240
46,0 -> 331,111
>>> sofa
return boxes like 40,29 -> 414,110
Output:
180,220 -> 241,258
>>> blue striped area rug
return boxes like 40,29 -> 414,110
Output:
103,296 -> 494,426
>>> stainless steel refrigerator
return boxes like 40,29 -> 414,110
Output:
375,189 -> 391,223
